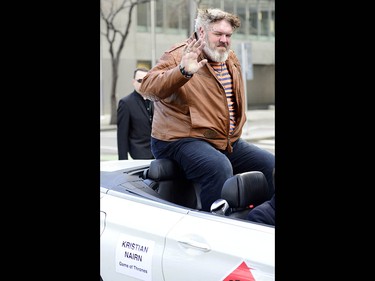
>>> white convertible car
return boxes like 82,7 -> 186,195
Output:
100,159 -> 275,281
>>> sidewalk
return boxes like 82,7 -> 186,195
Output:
100,105 -> 274,141
242,105 -> 275,141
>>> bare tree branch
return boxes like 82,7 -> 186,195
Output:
100,0 -> 151,125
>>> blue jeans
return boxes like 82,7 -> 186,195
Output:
151,137 -> 275,211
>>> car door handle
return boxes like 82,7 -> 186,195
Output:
177,239 -> 211,252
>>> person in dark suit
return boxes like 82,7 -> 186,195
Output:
117,67 -> 154,160
247,194 -> 275,226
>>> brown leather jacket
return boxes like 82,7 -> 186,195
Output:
139,33 -> 247,153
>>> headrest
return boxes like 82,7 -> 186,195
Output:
146,159 -> 182,181
221,171 -> 269,209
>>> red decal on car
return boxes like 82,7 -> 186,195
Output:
223,261 -> 255,281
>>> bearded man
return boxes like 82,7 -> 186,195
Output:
139,8 -> 275,212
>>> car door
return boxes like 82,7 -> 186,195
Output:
100,190 -> 189,281
162,211 -> 275,281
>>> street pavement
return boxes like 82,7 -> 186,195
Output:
100,106 -> 275,161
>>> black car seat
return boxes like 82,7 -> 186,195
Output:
143,159 -> 202,210
221,171 -> 270,220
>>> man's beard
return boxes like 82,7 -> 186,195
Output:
203,34 -> 229,62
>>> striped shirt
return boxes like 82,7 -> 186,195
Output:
210,62 -> 236,134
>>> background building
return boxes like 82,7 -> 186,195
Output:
100,0 -> 275,116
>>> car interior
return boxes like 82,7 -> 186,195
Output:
141,159 -> 270,220
101,158 -> 270,221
